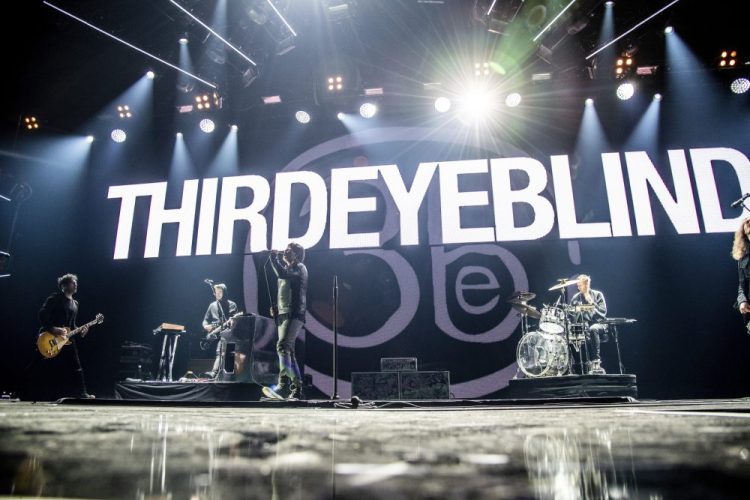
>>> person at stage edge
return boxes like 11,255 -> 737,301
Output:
202,283 -> 238,379
732,218 -> 750,330
37,273 -> 94,399
262,242 -> 308,401
569,274 -> 608,374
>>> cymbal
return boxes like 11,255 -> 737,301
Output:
511,302 -> 541,319
599,317 -> 637,325
507,291 -> 536,303
548,279 -> 578,291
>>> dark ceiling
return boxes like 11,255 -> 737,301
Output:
3,0 -> 746,138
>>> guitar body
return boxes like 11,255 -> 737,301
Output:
37,329 -> 72,359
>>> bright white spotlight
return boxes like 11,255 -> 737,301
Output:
664,26 -> 673,34
295,110 -> 311,124
459,90 -> 492,121
86,135 -> 95,143
605,1 -> 614,6
336,112 -> 345,120
179,36 -> 188,45
110,129 -> 127,143
359,102 -> 377,118
230,124 -> 238,131
585,98 -> 594,106
176,132 -> 183,138
731,78 -> 750,94
434,97 -> 451,113
505,92 -> 522,107
654,93 -> 663,101
199,118 -> 215,133
616,82 -> 635,100
146,70 -> 155,80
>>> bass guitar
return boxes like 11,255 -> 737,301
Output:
37,313 -> 104,359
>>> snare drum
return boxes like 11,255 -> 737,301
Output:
539,306 -> 565,334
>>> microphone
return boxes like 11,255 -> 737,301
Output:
204,279 -> 214,284
731,193 -> 750,208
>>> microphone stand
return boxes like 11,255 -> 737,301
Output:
331,275 -> 339,400
263,253 -> 277,326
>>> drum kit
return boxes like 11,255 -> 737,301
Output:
510,278 -> 635,378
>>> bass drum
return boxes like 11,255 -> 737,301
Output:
516,331 -> 569,378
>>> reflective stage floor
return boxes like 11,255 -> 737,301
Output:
1,398 -> 749,499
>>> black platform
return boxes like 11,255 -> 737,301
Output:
114,381 -> 263,402
506,374 -> 637,400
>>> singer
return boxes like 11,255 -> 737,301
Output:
262,242 -> 308,401
732,219 -> 750,324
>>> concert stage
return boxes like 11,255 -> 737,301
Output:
1,398 -> 749,498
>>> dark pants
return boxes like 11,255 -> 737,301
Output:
24,340 -> 88,400
276,317 -> 303,384
586,323 -> 607,361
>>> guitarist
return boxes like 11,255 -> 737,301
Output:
733,218 -> 750,329
202,283 -> 237,379
36,273 -> 94,399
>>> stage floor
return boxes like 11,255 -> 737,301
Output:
1,398 -> 749,498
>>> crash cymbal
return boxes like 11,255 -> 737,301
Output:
511,302 -> 541,319
507,291 -> 536,303
548,279 -> 578,291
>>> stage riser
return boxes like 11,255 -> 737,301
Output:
507,374 -> 637,400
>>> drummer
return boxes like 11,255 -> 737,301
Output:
569,274 -> 608,374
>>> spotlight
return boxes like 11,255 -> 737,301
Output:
117,105 -> 132,119
23,116 -> 39,130
459,90 -> 493,121
230,124 -> 238,131
327,75 -> 344,92
731,78 -> 750,94
654,93 -> 663,101
719,50 -> 739,69
336,112 -> 345,120
605,1 -> 614,6
262,95 -> 282,104
359,102 -> 377,118
616,82 -> 635,100
505,92 -> 522,107
434,97 -> 451,113
146,70 -> 155,80
176,132 -> 183,138
179,35 -> 188,45
585,98 -> 594,106
194,92 -> 222,111
110,129 -> 127,143
474,62 -> 490,77
295,110 -> 311,124
86,135 -> 95,143
664,26 -> 673,34
199,119 -> 215,133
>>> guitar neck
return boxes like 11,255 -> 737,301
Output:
68,318 -> 98,338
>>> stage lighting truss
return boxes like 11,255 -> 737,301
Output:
327,75 -> 344,92
23,116 -> 39,130
117,105 -> 132,119
719,50 -> 739,69
731,78 -> 750,94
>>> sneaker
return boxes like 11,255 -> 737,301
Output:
287,383 -> 304,401
262,385 -> 286,400
589,360 -> 606,375
80,393 -> 96,399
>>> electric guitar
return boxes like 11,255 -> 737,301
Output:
36,313 -> 104,359
205,311 -> 243,340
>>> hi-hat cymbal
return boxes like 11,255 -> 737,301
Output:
548,279 -> 578,291
507,291 -> 536,303
511,302 -> 541,319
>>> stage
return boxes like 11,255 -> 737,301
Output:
1,398 -> 749,498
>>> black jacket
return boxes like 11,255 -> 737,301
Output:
570,289 -> 607,324
270,253 -> 308,320
737,254 -> 750,308
38,292 -> 78,333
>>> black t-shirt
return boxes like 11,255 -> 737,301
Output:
38,292 -> 78,333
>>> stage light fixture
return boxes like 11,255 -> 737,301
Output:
199,118 -> 215,133
262,95 -> 282,104
117,105 -> 132,119
474,62 -> 490,77
176,132 -> 183,138
585,98 -> 594,106
336,112 -> 345,120
364,87 -> 384,96
359,102 -> 377,118
327,75 -> 343,92
24,116 -> 39,130
434,97 -> 451,113
195,92 -> 222,111
86,135 -> 95,143
111,129 -> 127,143
605,1 -> 614,6
230,124 -> 238,131
295,110 -> 311,124
654,93 -> 663,101
664,26 -> 673,34
731,78 -> 750,94
616,82 -> 635,100
146,70 -> 155,80
505,92 -> 522,107
179,35 -> 188,45
719,50 -> 738,68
